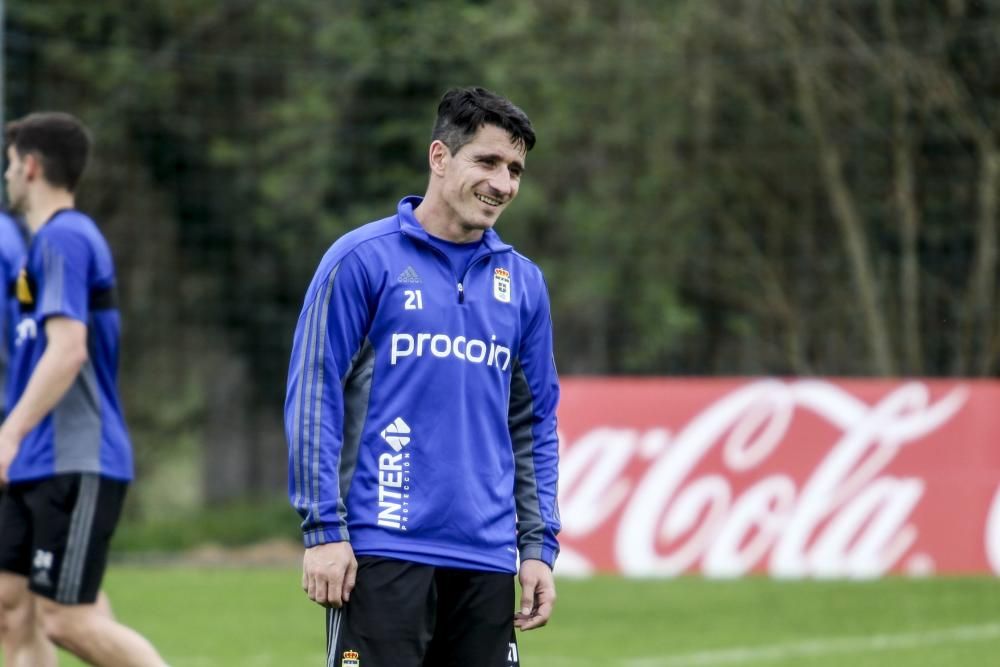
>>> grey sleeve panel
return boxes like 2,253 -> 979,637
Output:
306,264 -> 340,545
53,360 -> 102,475
40,241 -> 66,316
337,338 -> 376,541
509,359 -> 546,553
288,272 -> 321,521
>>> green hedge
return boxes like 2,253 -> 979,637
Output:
112,496 -> 302,553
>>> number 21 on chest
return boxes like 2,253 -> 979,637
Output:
404,289 -> 423,310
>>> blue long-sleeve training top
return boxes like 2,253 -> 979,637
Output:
285,196 -> 560,573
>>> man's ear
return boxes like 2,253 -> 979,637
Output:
22,153 -> 42,182
428,140 -> 450,177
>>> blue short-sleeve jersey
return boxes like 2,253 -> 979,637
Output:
7,209 -> 133,482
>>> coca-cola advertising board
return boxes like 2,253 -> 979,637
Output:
555,378 -> 1000,578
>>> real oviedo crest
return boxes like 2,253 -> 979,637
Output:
493,267 -> 511,303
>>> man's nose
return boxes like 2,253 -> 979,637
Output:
488,170 -> 514,197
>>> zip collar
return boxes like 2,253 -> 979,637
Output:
396,196 -> 513,254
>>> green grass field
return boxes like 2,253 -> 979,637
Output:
58,566 -> 1000,666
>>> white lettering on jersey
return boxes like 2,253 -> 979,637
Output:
15,317 -> 37,346
390,332 -> 511,370
378,419 -> 411,530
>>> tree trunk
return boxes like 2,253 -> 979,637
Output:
879,0 -> 923,374
966,146 -> 1000,375
782,5 -> 896,376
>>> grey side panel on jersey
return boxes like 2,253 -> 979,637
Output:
338,338 -> 375,540
55,473 -> 99,603
508,360 -> 545,558
53,361 -> 103,474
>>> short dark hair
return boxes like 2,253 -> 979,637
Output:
431,87 -> 535,156
5,112 -> 92,191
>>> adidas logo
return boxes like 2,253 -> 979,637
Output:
397,266 -> 422,284
380,417 -> 411,452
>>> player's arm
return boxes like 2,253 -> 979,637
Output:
509,273 -> 561,630
0,229 -> 91,484
285,249 -> 371,607
0,317 -> 87,483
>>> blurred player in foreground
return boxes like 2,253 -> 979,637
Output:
286,86 -> 561,666
0,208 -> 54,665
0,112 -> 167,666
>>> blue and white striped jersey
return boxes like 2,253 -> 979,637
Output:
286,196 -> 561,573
7,209 -> 133,482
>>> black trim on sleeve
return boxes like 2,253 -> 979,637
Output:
88,285 -> 118,311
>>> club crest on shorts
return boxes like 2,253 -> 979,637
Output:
342,649 -> 360,666
493,267 -> 511,303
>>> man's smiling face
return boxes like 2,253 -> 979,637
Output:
437,123 -> 526,236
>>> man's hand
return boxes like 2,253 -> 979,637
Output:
302,541 -> 357,608
0,431 -> 20,485
515,558 -> 556,631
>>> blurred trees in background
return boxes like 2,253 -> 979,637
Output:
5,0 -> 999,511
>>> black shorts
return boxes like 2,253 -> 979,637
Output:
0,473 -> 128,604
327,556 -> 521,667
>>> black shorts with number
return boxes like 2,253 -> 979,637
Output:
327,556 -> 521,667
0,472 -> 128,604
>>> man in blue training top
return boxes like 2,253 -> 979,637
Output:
286,86 -> 561,666
0,112 -> 167,667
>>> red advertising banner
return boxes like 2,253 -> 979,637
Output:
555,378 -> 1000,578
